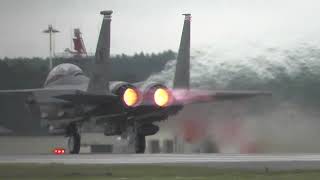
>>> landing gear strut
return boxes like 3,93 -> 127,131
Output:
135,134 -> 146,154
127,126 -> 146,154
66,124 -> 81,154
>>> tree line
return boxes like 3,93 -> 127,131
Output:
0,50 -> 176,90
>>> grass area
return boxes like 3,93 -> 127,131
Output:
1,164 -> 320,180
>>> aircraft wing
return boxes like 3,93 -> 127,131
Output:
173,89 -> 271,105
0,88 -> 118,105
0,88 -> 81,94
0,88 -> 87,105
54,93 -> 118,104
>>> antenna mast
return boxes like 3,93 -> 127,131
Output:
43,25 -> 60,70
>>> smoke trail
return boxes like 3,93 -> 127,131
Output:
148,43 -> 320,90
150,43 -> 320,153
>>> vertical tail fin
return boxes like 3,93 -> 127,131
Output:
87,10 -> 113,94
173,14 -> 191,90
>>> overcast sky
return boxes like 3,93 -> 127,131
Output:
1,0 -> 320,58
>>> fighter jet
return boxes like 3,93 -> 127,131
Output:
0,10 -> 270,154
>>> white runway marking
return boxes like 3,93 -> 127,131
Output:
2,154 -> 320,170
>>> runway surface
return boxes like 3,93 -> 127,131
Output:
1,154 -> 320,170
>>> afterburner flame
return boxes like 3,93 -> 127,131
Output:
154,88 -> 170,107
123,88 -> 139,107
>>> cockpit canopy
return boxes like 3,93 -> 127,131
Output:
45,63 -> 84,86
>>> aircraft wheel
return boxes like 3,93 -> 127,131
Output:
68,132 -> 81,154
135,134 -> 146,154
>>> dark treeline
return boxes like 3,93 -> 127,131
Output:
0,50 -> 176,90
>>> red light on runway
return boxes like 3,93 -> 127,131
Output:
53,148 -> 65,155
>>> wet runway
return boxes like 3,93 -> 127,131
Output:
1,154 -> 320,170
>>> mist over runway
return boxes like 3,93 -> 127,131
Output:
3,154 -> 320,170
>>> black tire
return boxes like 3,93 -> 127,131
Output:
135,134 -> 146,154
68,133 -> 81,154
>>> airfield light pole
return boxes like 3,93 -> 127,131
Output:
43,25 -> 60,70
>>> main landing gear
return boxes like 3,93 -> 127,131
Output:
66,124 -> 81,154
135,134 -> 146,153
126,123 -> 159,154
127,126 -> 146,154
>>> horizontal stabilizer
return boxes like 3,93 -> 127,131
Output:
173,89 -> 271,105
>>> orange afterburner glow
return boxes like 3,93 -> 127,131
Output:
123,88 -> 139,107
154,88 -> 170,107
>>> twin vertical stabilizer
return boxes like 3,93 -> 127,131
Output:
173,14 -> 191,90
88,11 -> 191,93
87,10 -> 113,94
